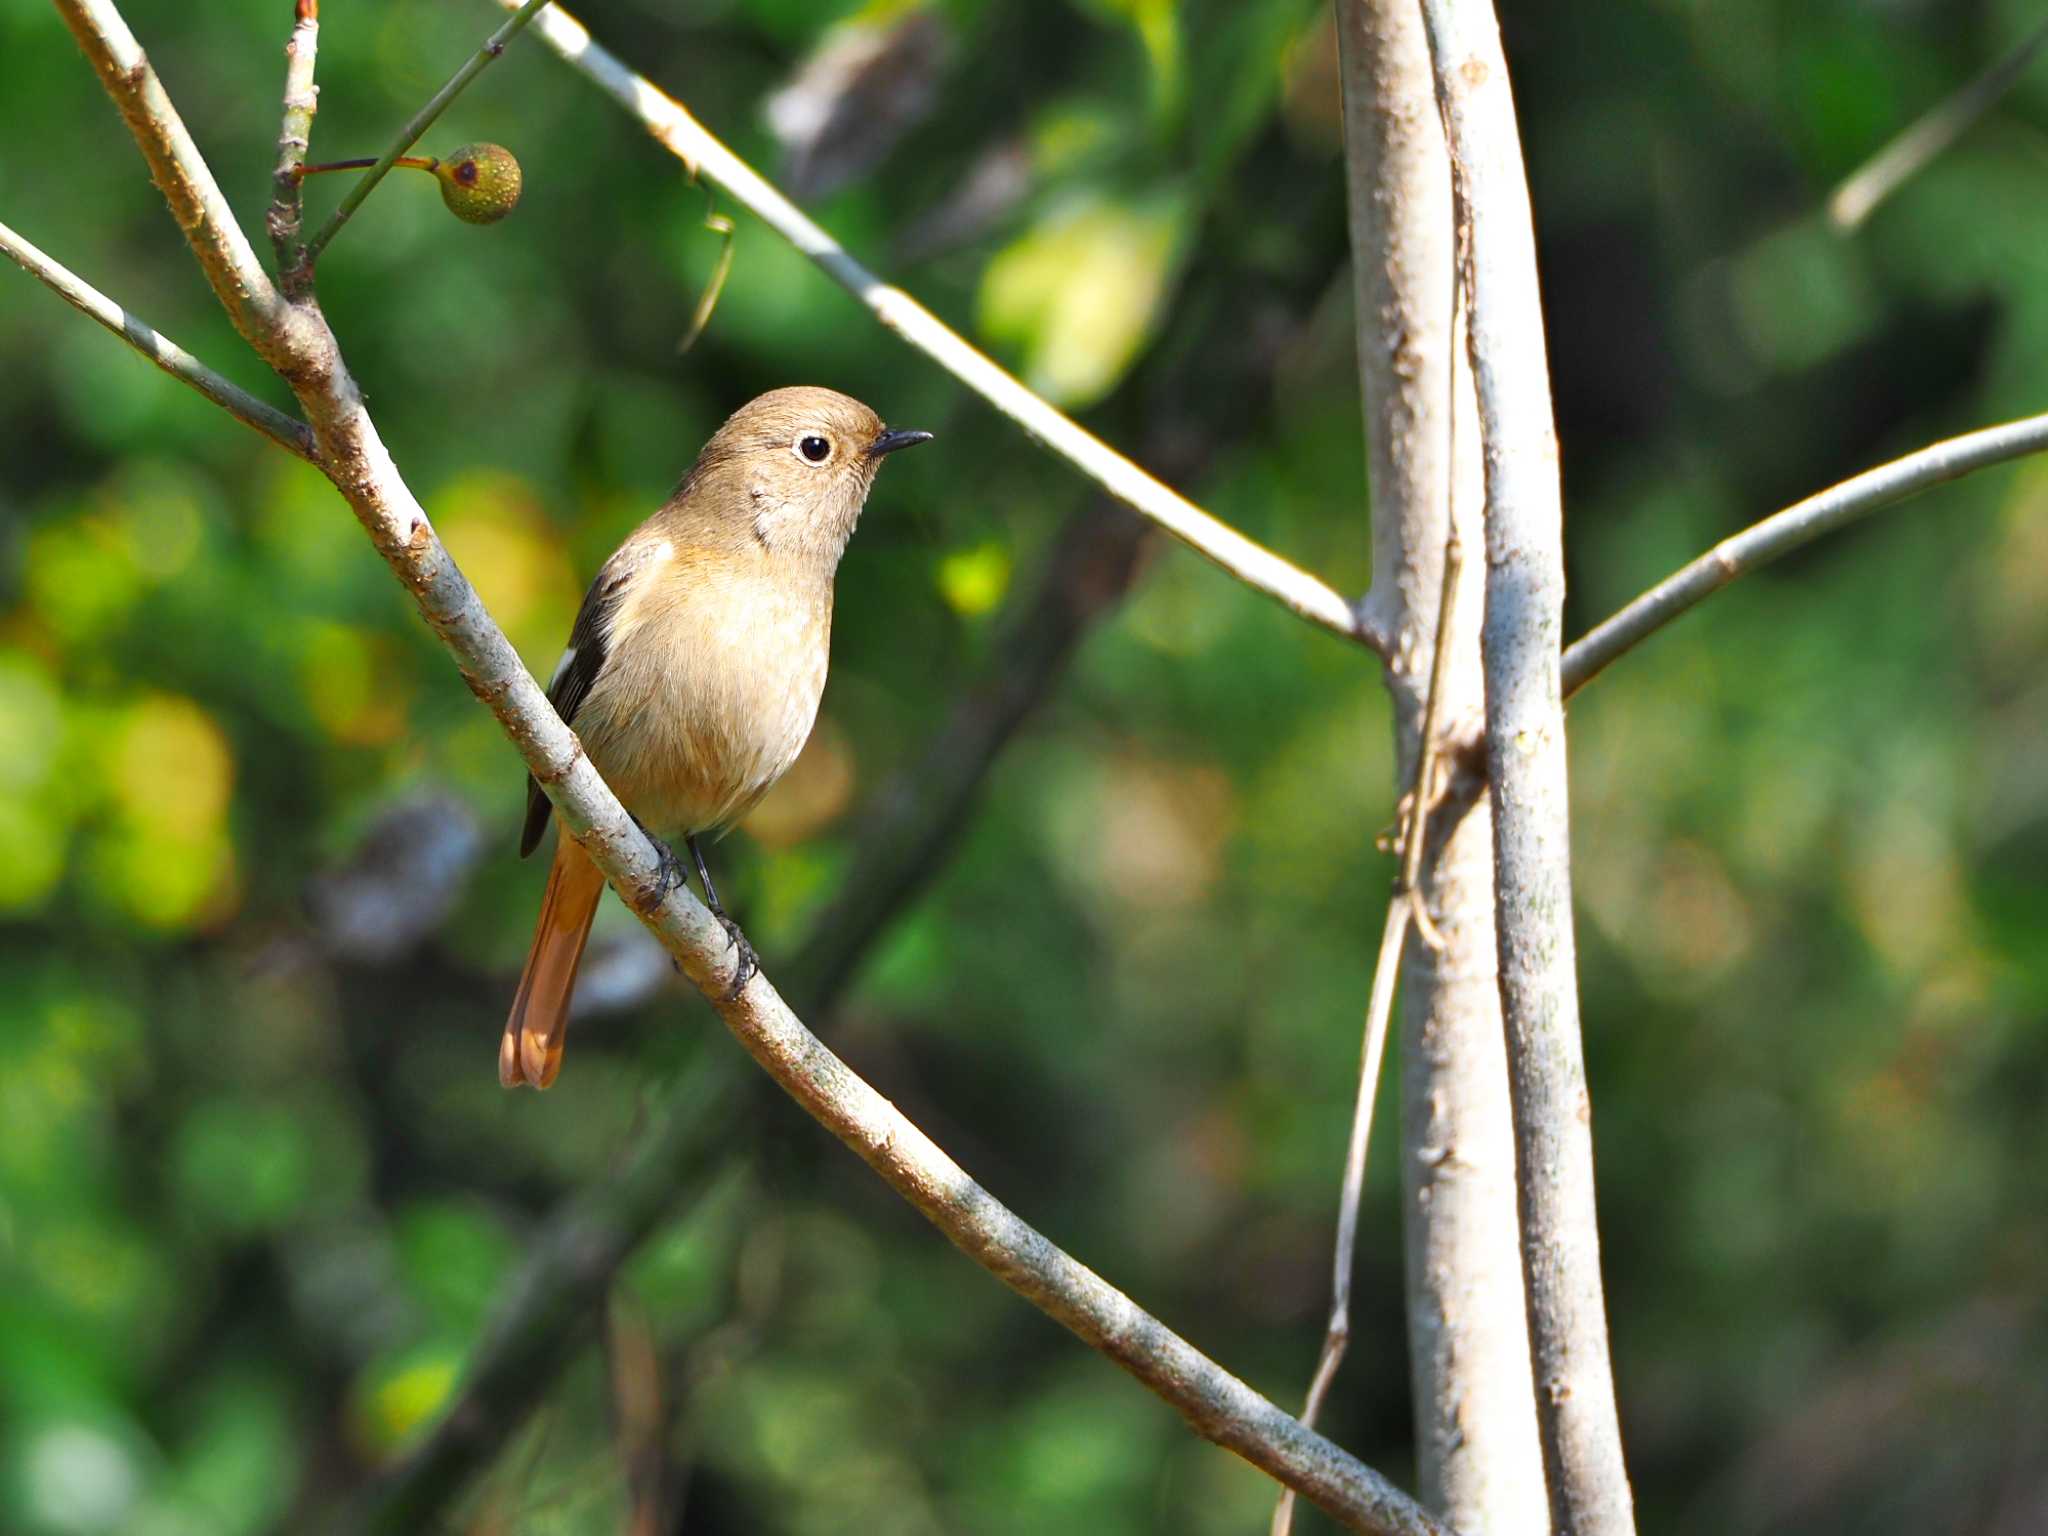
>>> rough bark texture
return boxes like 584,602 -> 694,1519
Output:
1412,2 -> 1637,1532
1337,3 -> 1548,1527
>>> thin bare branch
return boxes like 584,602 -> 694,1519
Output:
491,0 -> 1381,654
0,218 -> 315,461
1416,3 -> 1635,1532
267,0 -> 320,290
1561,407 -> 2048,699
304,0 -> 552,262
1334,0 -> 1544,1526
1272,893 -> 1411,1536
1828,16 -> 2048,232
57,8 -> 1447,1528
53,0 -> 288,348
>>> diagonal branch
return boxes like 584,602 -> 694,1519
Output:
1827,16 -> 2048,233
0,218 -> 316,461
1560,408 -> 2048,700
52,6 -> 1448,1531
54,0 -> 289,351
489,0 -> 1382,655
1414,2 -> 1636,1532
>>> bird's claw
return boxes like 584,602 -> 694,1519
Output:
650,837 -> 688,897
716,913 -> 759,1001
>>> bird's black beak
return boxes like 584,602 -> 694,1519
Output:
867,426 -> 934,459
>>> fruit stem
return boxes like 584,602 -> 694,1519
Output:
297,156 -> 438,177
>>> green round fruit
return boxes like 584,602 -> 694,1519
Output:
433,143 -> 522,225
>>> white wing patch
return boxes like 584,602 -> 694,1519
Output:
549,646 -> 578,690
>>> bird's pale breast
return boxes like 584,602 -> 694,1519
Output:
574,546 -> 832,837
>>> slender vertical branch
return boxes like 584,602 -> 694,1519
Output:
268,0 -> 321,292
1413,2 -> 1635,1532
303,0 -> 552,261
1336,1 -> 1546,1527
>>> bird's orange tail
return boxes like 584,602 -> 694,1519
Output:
500,829 -> 607,1089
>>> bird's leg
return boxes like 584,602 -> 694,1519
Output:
631,815 -> 690,897
687,833 -> 759,1001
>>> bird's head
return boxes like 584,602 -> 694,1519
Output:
679,385 -> 931,562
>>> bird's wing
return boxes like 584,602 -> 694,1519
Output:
519,540 -> 655,858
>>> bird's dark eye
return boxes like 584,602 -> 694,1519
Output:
798,435 -> 832,464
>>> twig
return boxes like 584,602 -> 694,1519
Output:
0,219 -> 316,461
1560,408 -> 2048,699
1828,16 -> 2048,232
1271,894 -> 1411,1536
55,8 -> 1447,1530
674,181 -> 735,356
304,0 -> 551,262
267,0 -> 321,292
348,1060 -> 744,1535
1416,3 -> 1635,1533
491,0 -> 1382,654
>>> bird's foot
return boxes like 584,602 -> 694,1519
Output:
632,818 -> 689,898
715,911 -> 759,1002
653,840 -> 689,897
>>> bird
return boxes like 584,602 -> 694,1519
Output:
500,386 -> 931,1089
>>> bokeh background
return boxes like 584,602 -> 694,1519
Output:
3,0 -> 2046,1531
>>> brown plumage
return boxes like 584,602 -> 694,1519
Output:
501,386 -> 930,1089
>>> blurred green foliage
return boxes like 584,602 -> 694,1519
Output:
2,0 -> 2046,1532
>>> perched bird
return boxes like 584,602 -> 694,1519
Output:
501,386 -> 931,1089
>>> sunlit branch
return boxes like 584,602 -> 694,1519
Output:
1562,408 -> 2048,700
0,219 -> 316,461
1275,522 -> 1464,1536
